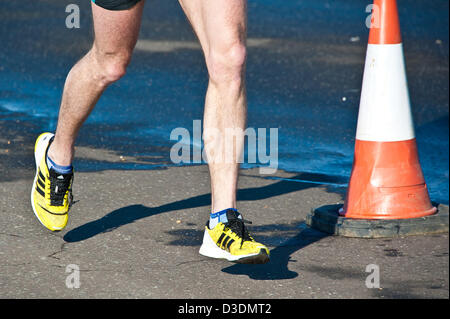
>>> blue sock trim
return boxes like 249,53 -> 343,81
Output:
47,156 -> 73,174
210,208 -> 238,219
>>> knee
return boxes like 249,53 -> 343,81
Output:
103,58 -> 128,84
206,42 -> 246,86
91,47 -> 132,86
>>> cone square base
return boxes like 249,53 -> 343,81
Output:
306,204 -> 449,238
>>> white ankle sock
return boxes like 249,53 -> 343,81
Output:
209,208 -> 239,229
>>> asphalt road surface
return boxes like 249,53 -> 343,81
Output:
0,0 -> 448,299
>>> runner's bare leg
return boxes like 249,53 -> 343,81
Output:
179,0 -> 247,213
48,1 -> 145,166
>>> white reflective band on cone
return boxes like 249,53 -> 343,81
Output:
356,43 -> 415,142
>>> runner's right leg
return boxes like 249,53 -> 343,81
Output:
31,1 -> 145,231
48,1 -> 145,165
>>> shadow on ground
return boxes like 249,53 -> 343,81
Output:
164,221 -> 328,280
64,172 -> 341,243
63,172 -> 341,279
220,224 -> 328,280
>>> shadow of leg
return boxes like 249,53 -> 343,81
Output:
221,224 -> 328,280
63,173 -> 338,243
63,204 -> 158,242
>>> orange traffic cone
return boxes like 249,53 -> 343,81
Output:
340,0 -> 436,219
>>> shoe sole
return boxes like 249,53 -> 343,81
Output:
30,132 -> 64,232
199,229 -> 270,264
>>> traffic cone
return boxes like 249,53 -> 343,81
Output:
340,0 -> 437,219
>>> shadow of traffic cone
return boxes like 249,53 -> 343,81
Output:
340,0 -> 436,219
306,0 -> 448,237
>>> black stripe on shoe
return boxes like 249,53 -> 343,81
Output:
226,238 -> 234,251
217,233 -> 226,246
38,170 -> 46,183
222,236 -> 231,249
37,203 -> 67,216
37,178 -> 45,190
36,185 -> 45,197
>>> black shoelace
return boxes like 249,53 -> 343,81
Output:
49,170 -> 73,207
224,214 -> 253,248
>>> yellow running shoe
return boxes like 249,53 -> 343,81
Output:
199,209 -> 270,264
31,133 -> 73,231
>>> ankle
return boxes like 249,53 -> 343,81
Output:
47,140 -> 74,166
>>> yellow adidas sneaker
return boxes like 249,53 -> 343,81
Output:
31,132 -> 73,231
199,209 -> 270,264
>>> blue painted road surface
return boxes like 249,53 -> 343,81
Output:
0,0 -> 448,203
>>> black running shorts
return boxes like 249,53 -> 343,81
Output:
92,0 -> 142,11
